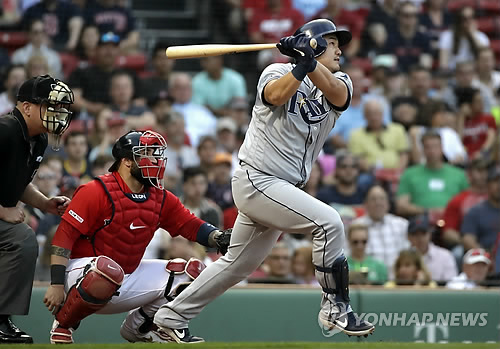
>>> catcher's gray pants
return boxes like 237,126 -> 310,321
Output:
0,220 -> 38,315
154,164 -> 345,329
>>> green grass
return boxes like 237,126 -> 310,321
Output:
13,342 -> 499,349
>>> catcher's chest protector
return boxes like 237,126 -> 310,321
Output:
93,174 -> 164,274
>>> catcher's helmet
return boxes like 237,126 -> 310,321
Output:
294,19 -> 352,57
110,130 -> 168,190
17,74 -> 74,135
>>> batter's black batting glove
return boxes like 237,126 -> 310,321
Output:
214,228 -> 232,255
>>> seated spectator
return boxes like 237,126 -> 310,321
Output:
84,0 -> 139,53
163,111 -> 199,193
207,153 -> 234,211
0,64 -> 26,115
247,0 -> 304,69
313,0 -> 363,58
192,56 -> 247,118
442,159 -> 488,250
406,65 -> 443,127
317,151 -> 369,207
407,214 -> 458,283
141,42 -> 175,106
303,161 -> 323,198
22,0 -> 83,50
349,99 -> 409,171
359,0 -> 398,58
256,242 -> 295,284
456,88 -> 497,161
150,90 -> 174,127
446,248 -> 491,289
391,96 -> 418,131
62,131 -> 92,185
292,246 -> 319,286
88,109 -> 128,162
385,249 -> 436,286
293,0 -> 326,21
461,166 -> 500,251
382,1 -> 433,72
11,19 -> 62,79
396,131 -> 469,219
329,66 -> 391,148
353,185 -> 409,277
409,101 -> 467,165
0,0 -> 21,28
439,6 -> 489,71
25,54 -> 50,78
109,70 -> 156,129
169,72 -> 217,147
347,224 -> 388,285
369,55 -> 406,103
216,117 -> 238,155
197,135 -> 218,182
44,154 -> 64,189
418,0 -> 451,58
226,97 -> 250,131
74,24 -> 100,66
90,154 -> 114,177
474,47 -> 500,105
181,167 -> 222,228
69,32 -> 129,116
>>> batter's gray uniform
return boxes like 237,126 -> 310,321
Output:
155,63 -> 353,329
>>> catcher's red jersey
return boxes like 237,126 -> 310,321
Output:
53,172 -> 205,273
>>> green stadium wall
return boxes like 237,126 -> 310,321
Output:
13,286 -> 500,344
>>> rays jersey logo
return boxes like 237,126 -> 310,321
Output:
287,90 -> 331,124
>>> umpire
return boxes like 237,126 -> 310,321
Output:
0,75 -> 74,343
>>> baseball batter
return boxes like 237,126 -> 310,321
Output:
154,19 -> 375,342
43,130 -> 231,344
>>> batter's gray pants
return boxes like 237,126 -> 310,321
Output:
0,220 -> 38,315
155,164 -> 345,329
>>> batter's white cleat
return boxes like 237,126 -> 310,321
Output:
319,308 -> 375,337
50,320 -> 74,344
156,326 -> 205,343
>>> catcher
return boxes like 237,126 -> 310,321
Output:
43,130 -> 231,344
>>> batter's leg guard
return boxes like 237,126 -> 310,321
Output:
50,256 -> 124,344
315,256 -> 375,337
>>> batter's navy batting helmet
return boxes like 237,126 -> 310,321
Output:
294,19 -> 352,57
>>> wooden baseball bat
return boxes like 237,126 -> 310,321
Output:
165,39 -> 317,59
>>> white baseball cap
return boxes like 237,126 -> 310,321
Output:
463,248 -> 491,265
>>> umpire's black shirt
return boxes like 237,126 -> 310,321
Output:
0,108 -> 48,207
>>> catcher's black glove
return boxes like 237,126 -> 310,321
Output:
214,228 -> 232,255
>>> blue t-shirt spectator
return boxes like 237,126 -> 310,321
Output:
461,201 -> 500,251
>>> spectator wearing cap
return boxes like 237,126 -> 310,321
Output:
381,1 -> 432,72
0,65 -> 27,116
84,0 -> 139,53
226,97 -> 250,131
207,153 -> 234,212
328,66 -> 391,148
163,111 -> 200,194
442,159 -> 488,250
181,167 -> 222,228
169,72 -> 217,147
396,131 -> 469,219
408,214 -> 458,282
109,70 -> 156,130
11,19 -> 62,79
348,98 -> 409,171
446,248 -> 491,289
409,101 -> 467,165
88,108 -> 128,163
346,223 -> 388,285
461,166 -> 500,251
192,55 -> 247,118
216,117 -> 238,155
141,42 -> 176,106
22,0 -> 83,51
69,32 -> 139,116
352,185 -> 409,278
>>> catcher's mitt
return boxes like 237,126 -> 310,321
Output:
214,228 -> 232,255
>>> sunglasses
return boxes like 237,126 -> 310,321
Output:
338,163 -> 357,169
351,239 -> 367,245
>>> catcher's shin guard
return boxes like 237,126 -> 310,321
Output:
54,256 -> 124,334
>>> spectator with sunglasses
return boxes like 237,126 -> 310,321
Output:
346,224 -> 388,285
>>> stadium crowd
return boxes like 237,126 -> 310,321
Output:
0,0 -> 499,289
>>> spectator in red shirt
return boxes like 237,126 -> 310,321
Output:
456,87 -> 497,160
313,0 -> 364,57
442,159 -> 488,253
247,0 -> 304,69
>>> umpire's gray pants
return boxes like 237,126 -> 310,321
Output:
155,164 -> 345,329
0,220 -> 38,315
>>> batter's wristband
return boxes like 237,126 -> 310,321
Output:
50,264 -> 66,285
292,63 -> 309,81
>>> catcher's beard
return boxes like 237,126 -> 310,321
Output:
130,162 -> 154,188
